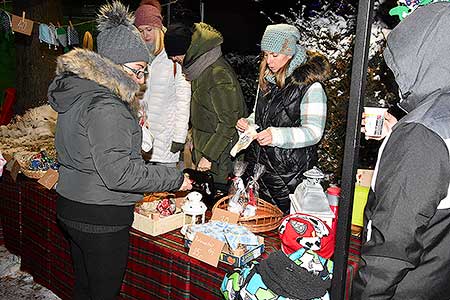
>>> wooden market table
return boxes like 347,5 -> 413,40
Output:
0,171 -> 361,300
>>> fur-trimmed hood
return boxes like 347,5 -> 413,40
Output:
48,48 -> 139,113
290,52 -> 331,86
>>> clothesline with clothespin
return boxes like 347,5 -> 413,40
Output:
0,1 -> 178,28
0,7 -> 96,28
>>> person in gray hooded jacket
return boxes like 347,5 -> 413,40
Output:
47,2 -> 191,299
352,2 -> 450,299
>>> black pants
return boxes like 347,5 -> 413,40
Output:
59,222 -> 130,300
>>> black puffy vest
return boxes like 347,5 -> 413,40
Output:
245,80 -> 317,213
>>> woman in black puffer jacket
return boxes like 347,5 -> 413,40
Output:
237,24 -> 331,214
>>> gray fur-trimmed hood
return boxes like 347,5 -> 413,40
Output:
48,48 -> 139,113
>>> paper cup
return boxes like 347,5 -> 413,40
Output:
364,107 -> 388,137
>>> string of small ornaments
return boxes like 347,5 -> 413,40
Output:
0,8 -> 94,52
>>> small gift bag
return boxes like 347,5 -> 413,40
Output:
228,161 -> 248,215
243,164 -> 265,217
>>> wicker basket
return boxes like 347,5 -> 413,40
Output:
213,195 -> 284,233
21,168 -> 47,179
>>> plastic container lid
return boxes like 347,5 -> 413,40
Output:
326,186 -> 341,196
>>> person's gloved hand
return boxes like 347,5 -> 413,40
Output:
170,141 -> 185,153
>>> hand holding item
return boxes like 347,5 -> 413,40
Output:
256,128 -> 273,146
179,174 -> 193,191
230,124 -> 259,157
362,111 -> 398,140
236,118 -> 250,132
197,156 -> 212,172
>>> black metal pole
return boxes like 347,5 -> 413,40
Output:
330,0 -> 375,299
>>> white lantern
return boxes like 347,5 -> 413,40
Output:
182,191 -> 207,224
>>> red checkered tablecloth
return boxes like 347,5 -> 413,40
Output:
0,173 -> 362,300
121,228 -> 280,300
0,171 -> 21,255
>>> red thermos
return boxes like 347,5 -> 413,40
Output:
326,185 -> 341,234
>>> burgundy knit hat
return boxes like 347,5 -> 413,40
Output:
134,0 -> 163,29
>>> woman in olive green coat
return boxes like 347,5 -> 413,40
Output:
164,22 -> 246,188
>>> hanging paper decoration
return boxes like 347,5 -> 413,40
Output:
11,12 -> 33,36
390,0 -> 449,20
82,31 -> 93,50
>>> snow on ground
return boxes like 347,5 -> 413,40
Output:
0,245 -> 60,300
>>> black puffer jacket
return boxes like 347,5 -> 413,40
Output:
245,54 -> 329,213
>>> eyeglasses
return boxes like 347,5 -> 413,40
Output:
122,65 -> 149,79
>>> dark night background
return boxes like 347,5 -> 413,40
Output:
1,0 -> 403,177
60,0 -> 273,54
59,0 -> 398,54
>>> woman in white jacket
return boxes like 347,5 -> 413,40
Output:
135,0 -> 191,167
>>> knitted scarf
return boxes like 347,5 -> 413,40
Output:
183,46 -> 222,81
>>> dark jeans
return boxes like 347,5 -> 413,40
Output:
59,222 -> 130,300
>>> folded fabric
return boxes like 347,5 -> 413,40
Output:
258,250 -> 331,299
221,247 -> 333,300
56,26 -> 67,47
67,25 -> 79,46
0,10 -> 12,35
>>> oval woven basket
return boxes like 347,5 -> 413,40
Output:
21,168 -> 47,179
212,195 -> 284,233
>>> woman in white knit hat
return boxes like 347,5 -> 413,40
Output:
236,24 -> 331,214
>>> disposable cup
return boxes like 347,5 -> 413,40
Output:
364,107 -> 388,137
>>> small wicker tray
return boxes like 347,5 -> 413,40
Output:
21,168 -> 47,179
213,195 -> 284,233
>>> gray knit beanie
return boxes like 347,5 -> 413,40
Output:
261,24 -> 305,59
96,1 -> 149,64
